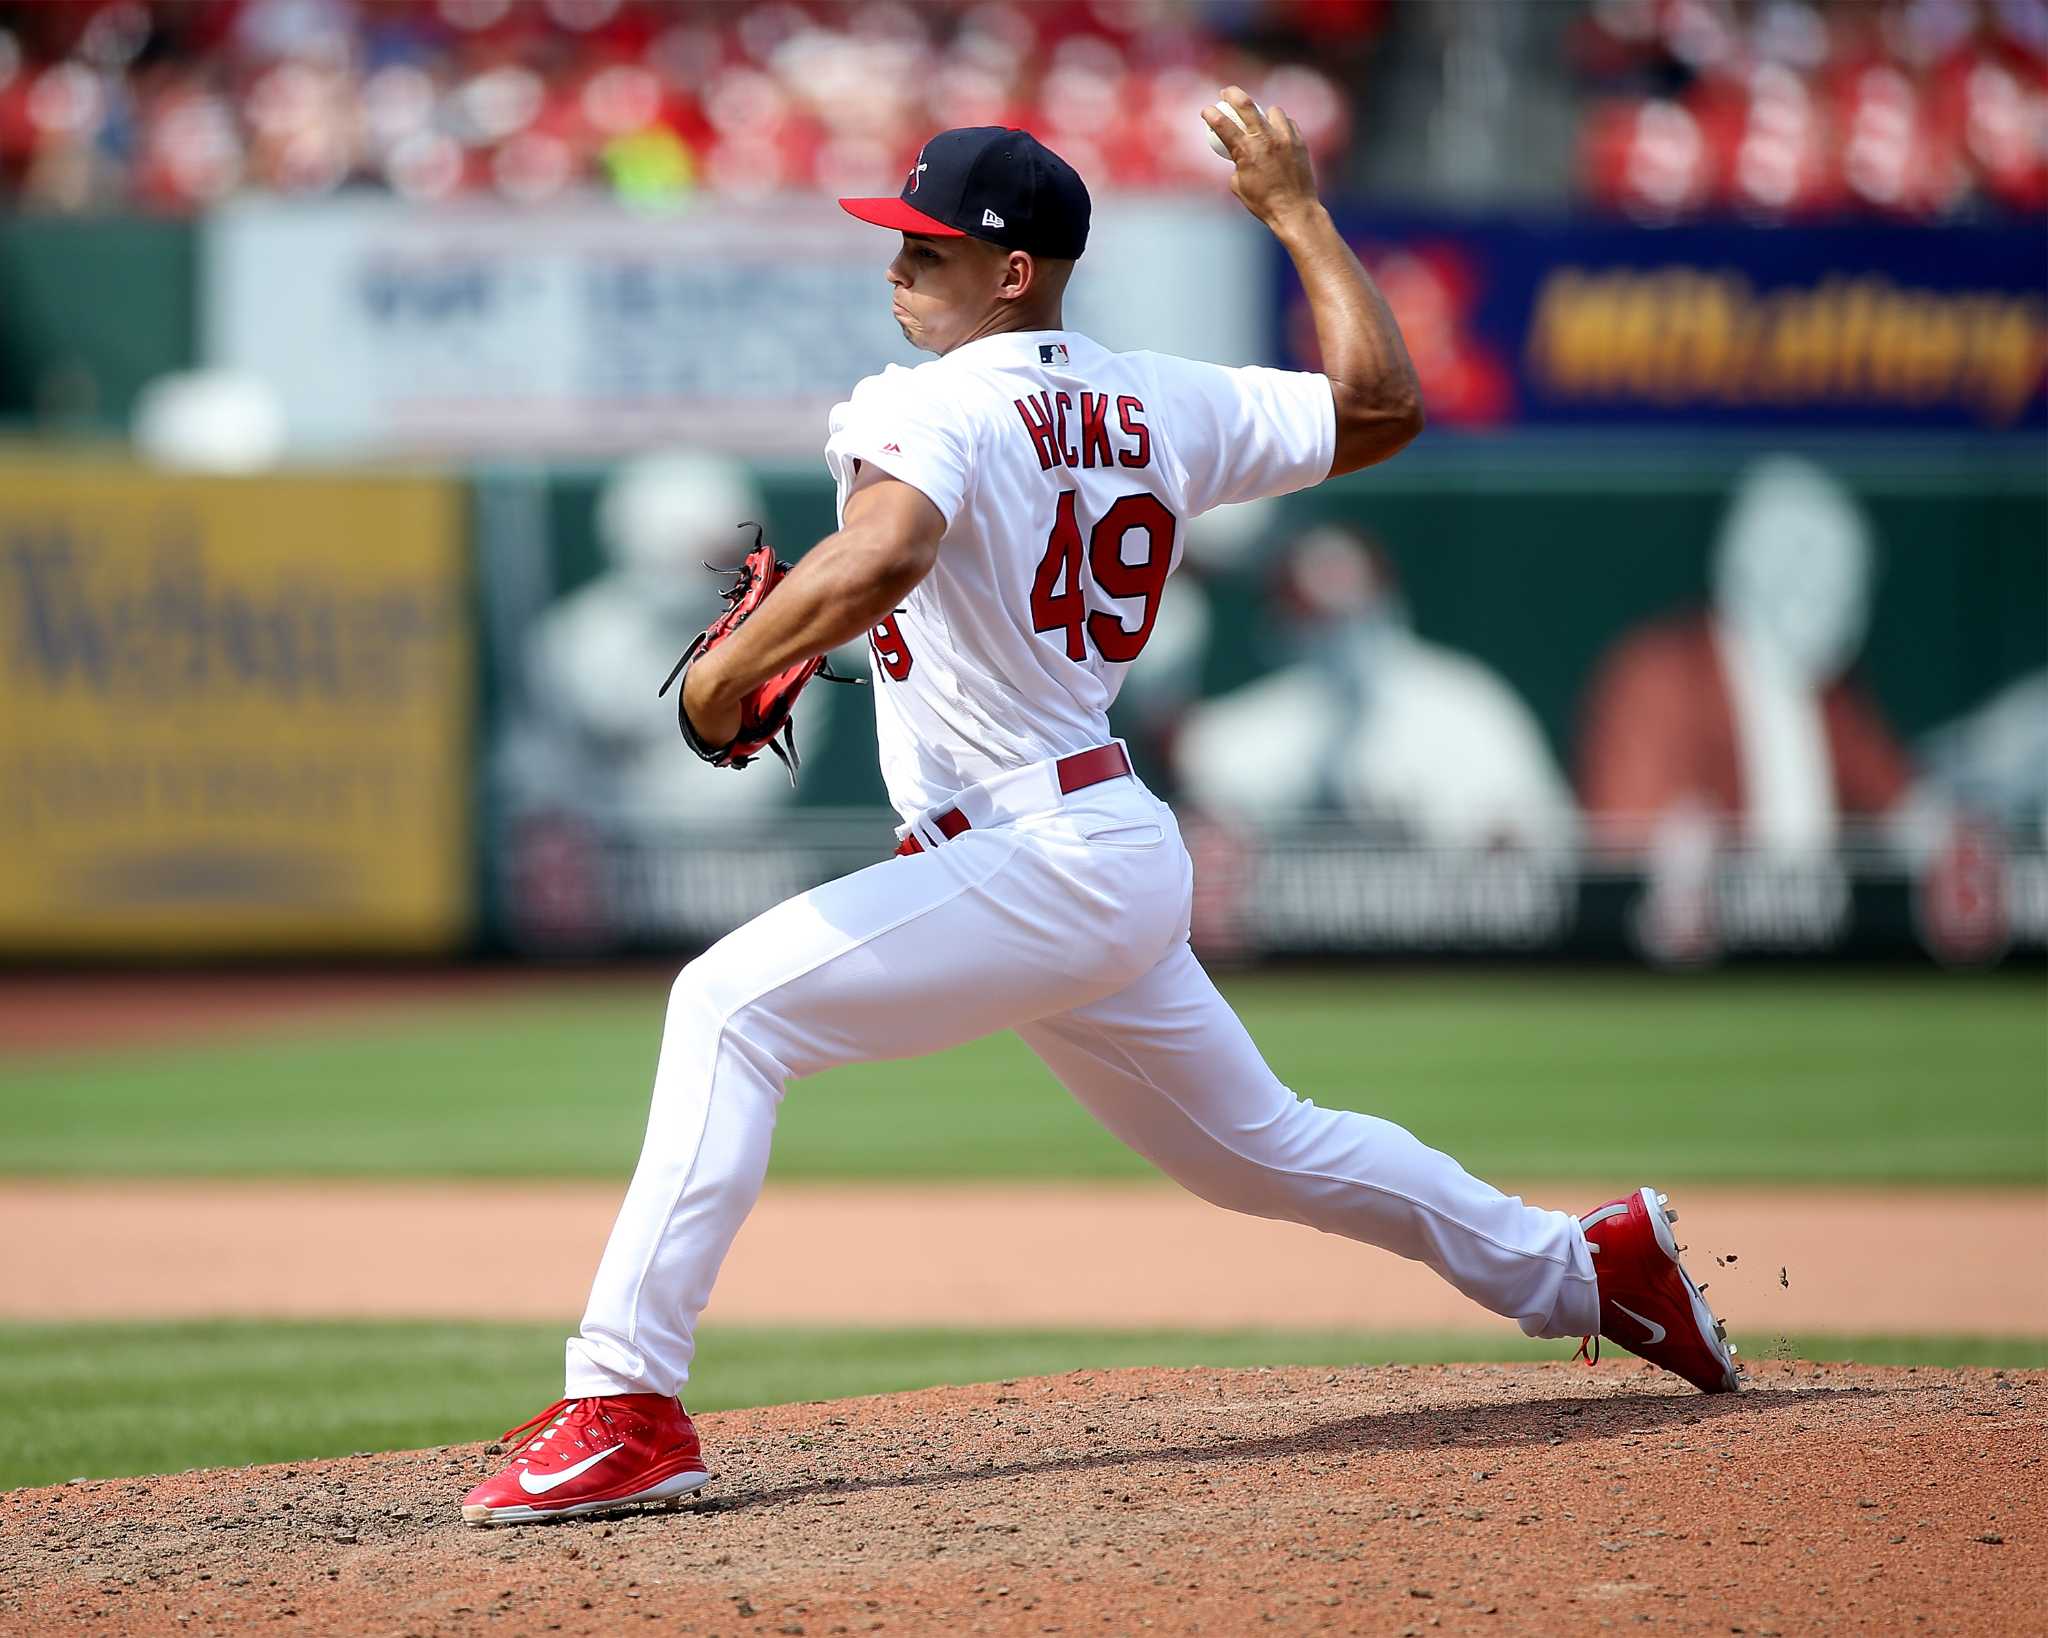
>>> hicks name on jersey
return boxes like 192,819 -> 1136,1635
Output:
1013,391 -> 1152,473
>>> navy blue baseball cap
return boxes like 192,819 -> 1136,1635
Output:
839,127 -> 1090,260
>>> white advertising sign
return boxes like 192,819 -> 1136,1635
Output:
204,195 -> 1269,460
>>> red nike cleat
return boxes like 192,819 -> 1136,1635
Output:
459,1394 -> 711,1525
1579,1186 -> 1741,1394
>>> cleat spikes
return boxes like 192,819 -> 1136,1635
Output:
1664,1209 -> 1679,1224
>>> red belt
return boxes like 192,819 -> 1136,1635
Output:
894,743 -> 1131,857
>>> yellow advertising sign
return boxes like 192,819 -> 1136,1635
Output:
0,458 -> 471,952
1527,269 -> 2046,426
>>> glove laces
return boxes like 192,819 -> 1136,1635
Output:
658,522 -> 864,786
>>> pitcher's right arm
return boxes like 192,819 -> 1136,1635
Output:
1202,86 -> 1424,476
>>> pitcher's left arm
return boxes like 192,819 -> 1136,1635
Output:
683,476 -> 943,747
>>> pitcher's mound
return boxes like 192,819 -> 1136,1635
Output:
3,1362 -> 2038,1636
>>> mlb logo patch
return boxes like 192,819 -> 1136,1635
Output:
1039,343 -> 1069,367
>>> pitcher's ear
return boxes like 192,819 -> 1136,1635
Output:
996,248 -> 1035,302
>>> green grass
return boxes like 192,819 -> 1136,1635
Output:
2,1319 -> 2040,1492
1,973 -> 2040,1184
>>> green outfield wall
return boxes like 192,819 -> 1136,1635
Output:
0,218 -> 195,436
478,446 -> 2045,964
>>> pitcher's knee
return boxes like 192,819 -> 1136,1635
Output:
647,966 -> 791,1152
666,958 -> 719,1030
669,953 -> 773,1030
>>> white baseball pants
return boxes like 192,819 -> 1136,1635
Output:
567,762 -> 1598,1398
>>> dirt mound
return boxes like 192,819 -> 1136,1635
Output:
3,1363 -> 2038,1637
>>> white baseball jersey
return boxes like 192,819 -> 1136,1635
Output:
824,329 -> 1336,821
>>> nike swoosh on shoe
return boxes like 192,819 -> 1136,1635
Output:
517,1443 -> 625,1496
1612,1302 -> 1667,1346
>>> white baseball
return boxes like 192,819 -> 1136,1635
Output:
1205,98 -> 1261,160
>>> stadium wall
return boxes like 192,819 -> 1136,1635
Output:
0,206 -> 2040,965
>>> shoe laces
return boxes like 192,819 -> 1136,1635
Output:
499,1399 -> 570,1448
498,1398 -> 624,1458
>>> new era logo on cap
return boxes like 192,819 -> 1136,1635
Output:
837,128 -> 1090,261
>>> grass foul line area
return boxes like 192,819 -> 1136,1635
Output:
1,973 -> 2041,1184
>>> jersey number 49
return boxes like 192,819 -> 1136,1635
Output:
867,488 -> 1177,683
1028,490 -> 1176,665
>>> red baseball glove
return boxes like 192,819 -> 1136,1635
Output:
658,524 -> 856,783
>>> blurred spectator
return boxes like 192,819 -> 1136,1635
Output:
1577,455 -> 1913,855
1174,523 -> 1579,850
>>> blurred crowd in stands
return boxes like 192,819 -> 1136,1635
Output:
0,0 -> 2040,216
0,0 -> 1369,210
1576,0 -> 2047,214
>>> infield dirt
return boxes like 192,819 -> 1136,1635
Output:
4,1361 -> 2039,1637
7,1178 -> 2043,1339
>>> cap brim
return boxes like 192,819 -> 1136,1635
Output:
838,196 -> 967,236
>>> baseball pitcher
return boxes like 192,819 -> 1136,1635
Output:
461,94 -> 1738,1526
